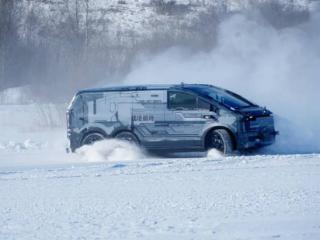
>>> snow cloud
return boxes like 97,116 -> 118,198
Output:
76,139 -> 146,162
124,10 -> 320,153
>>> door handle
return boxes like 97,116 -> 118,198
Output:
202,115 -> 217,120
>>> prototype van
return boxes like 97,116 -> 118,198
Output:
66,84 -> 278,154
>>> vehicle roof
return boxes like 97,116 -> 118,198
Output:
76,83 -> 222,95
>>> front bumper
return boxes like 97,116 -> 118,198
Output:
237,130 -> 278,150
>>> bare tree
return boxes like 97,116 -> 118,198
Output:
0,0 -> 18,90
0,0 -> 310,101
75,0 -> 80,30
0,0 -> 8,89
84,0 -> 90,49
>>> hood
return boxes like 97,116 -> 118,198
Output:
237,106 -> 272,117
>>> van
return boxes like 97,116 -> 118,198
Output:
66,84 -> 278,154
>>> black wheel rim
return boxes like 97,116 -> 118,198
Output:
211,132 -> 225,153
84,134 -> 103,145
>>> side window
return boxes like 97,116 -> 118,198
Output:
71,95 -> 87,127
199,98 -> 219,113
95,95 -> 106,115
168,91 -> 197,110
168,91 -> 219,112
198,98 -> 211,111
82,93 -> 105,119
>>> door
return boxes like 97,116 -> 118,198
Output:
164,90 -> 214,150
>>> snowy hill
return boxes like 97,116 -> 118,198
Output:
1,0 -> 312,98
16,0 -> 310,45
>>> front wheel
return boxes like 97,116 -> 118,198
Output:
207,129 -> 234,155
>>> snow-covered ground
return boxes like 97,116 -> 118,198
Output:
0,103 -> 320,239
1,146 -> 320,239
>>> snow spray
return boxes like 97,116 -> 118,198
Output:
122,11 -> 320,154
76,139 -> 145,162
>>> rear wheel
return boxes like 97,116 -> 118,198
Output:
208,129 -> 233,155
81,132 -> 104,146
115,131 -> 139,145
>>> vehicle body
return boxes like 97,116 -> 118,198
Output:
66,84 -> 278,154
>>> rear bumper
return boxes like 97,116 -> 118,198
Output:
68,130 -> 82,153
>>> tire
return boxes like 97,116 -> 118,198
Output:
81,132 -> 104,146
208,129 -> 233,155
115,131 -> 139,145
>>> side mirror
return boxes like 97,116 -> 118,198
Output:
210,105 -> 219,114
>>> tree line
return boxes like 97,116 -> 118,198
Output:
0,0 -> 309,102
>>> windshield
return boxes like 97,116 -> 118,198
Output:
188,86 -> 256,110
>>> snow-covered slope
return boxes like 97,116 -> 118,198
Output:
3,0 -> 312,97
16,0 -> 310,45
0,102 -> 67,161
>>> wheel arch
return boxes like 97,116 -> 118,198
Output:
80,127 -> 108,145
203,126 -> 237,150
